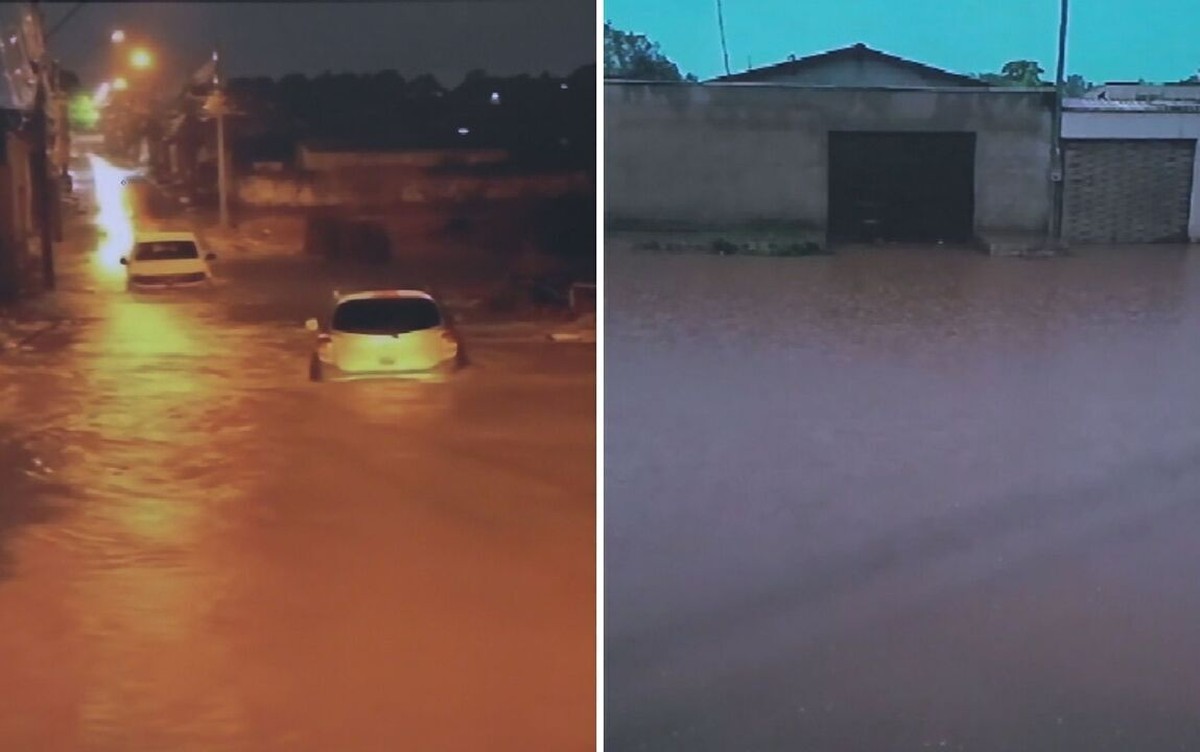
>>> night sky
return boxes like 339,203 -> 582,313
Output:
31,1 -> 595,89
606,0 -> 1200,84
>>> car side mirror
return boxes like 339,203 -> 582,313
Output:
119,257 -> 127,265
305,318 -> 320,332
205,252 -> 217,261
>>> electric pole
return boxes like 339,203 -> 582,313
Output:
210,48 -> 229,228
1049,0 -> 1069,246
716,0 -> 731,77
26,2 -> 55,289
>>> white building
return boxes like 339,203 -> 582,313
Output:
1062,98 -> 1200,244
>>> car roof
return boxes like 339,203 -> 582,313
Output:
335,289 -> 436,304
134,231 -> 199,243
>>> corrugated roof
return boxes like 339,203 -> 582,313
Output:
711,43 -> 988,87
1064,97 -> 1200,114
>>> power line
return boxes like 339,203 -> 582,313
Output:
46,1 -> 86,40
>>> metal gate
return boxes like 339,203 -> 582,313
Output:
1062,139 -> 1195,244
828,131 -> 976,245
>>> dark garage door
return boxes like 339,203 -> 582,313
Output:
1063,139 -> 1195,244
828,131 -> 976,244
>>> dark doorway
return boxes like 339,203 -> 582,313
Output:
828,131 -> 976,244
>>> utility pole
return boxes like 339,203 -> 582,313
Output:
1049,0 -> 1069,246
715,0 -> 731,76
212,48 -> 229,228
26,2 -> 55,290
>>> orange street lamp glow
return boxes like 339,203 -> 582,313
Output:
129,48 -> 153,70
113,77 -> 128,91
111,29 -> 126,44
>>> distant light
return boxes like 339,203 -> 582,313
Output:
457,127 -> 470,136
111,29 -> 126,44
113,77 -> 128,91
560,82 -> 569,90
129,48 -> 153,70
93,81 -> 111,105
490,91 -> 501,105
70,93 -> 100,129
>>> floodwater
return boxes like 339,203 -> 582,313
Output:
0,157 -> 595,751
605,242 -> 1200,751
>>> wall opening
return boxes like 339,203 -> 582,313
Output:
827,131 -> 976,245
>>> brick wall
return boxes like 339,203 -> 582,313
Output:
1063,139 -> 1196,244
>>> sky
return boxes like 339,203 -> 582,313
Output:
605,0 -> 1200,84
26,1 -> 594,90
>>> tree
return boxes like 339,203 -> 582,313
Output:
1001,60 -> 1045,86
604,21 -> 695,81
1064,74 -> 1091,97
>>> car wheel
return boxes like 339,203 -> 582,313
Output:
308,354 -> 324,382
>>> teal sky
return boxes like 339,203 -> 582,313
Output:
605,0 -> 1199,84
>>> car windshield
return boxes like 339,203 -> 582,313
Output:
134,240 -> 199,261
332,298 -> 442,335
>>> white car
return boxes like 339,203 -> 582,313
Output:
120,231 -> 216,289
306,290 -> 467,382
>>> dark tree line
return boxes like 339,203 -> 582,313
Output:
178,65 -> 595,171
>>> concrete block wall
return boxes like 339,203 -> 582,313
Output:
605,83 -> 1054,243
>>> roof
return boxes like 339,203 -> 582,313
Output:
711,43 -> 988,87
1064,97 -> 1200,114
334,289 -> 435,303
134,230 -> 200,243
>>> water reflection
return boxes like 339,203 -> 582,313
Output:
51,214 -> 253,747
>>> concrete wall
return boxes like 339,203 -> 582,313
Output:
297,147 -> 509,171
605,82 -> 1054,241
1063,109 -> 1200,241
237,168 -> 590,208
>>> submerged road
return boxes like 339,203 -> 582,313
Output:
606,243 -> 1200,751
0,158 -> 595,751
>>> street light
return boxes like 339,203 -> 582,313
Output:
110,29 -> 125,44
129,47 -> 152,70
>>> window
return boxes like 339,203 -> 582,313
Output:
333,298 -> 442,335
134,241 -> 199,261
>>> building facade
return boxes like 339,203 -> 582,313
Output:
606,79 -> 1053,249
1062,99 -> 1200,243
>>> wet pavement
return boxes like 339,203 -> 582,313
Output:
0,158 -> 595,751
605,242 -> 1200,751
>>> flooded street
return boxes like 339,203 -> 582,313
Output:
0,160 -> 595,751
605,243 -> 1200,751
